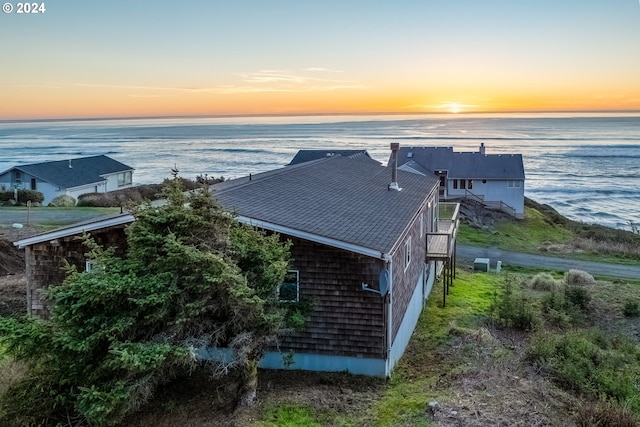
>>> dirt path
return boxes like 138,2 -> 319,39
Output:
458,245 -> 640,280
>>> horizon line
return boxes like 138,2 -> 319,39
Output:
2,109 -> 640,124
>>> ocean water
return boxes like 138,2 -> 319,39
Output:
1,113 -> 639,230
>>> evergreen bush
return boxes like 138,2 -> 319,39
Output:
0,173 -> 304,426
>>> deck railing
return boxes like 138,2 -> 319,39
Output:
426,202 -> 460,259
462,189 -> 516,217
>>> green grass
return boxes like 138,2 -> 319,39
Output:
458,205 -> 640,264
374,269 -> 503,426
258,404 -> 322,427
0,206 -> 119,212
0,206 -> 121,230
458,207 -> 573,251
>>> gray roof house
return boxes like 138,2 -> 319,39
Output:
14,147 -> 460,377
393,144 -> 525,218
288,149 -> 370,165
0,155 -> 134,205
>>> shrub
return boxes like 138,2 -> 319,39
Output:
623,300 -> 640,318
48,194 -> 76,207
565,286 -> 591,310
530,272 -> 558,291
77,184 -> 164,207
540,283 -> 591,328
0,190 -> 44,205
565,269 -> 595,287
527,330 -> 640,410
576,399 -> 639,427
490,276 -> 538,331
540,292 -> 577,329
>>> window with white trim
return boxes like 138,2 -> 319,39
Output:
404,237 -> 412,271
508,180 -> 521,188
278,270 -> 299,302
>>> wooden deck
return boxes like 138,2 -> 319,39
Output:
425,202 -> 460,307
425,203 -> 460,261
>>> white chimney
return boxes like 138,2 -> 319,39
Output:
68,159 -> 72,168
388,142 -> 402,191
479,143 -> 486,155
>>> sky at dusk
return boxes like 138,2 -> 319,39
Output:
1,0 -> 640,120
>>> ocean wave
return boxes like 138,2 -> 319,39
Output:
527,188 -> 640,198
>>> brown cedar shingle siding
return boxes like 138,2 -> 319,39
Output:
25,226 -> 127,318
276,236 -> 386,358
390,206 -> 427,342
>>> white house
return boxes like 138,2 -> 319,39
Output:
0,155 -> 134,205
392,144 -> 525,218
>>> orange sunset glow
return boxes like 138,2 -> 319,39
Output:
1,1 -> 639,120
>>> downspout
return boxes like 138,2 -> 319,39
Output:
385,259 -> 393,376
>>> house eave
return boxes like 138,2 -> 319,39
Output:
235,215 -> 391,261
14,214 -> 134,249
64,180 -> 109,191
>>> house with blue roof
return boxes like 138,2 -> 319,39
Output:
0,155 -> 134,205
288,149 -> 370,165
393,144 -> 525,218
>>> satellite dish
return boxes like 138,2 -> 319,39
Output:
379,269 -> 390,297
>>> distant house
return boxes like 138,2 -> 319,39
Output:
393,144 -> 525,218
0,155 -> 134,205
14,145 -> 459,378
288,149 -> 370,165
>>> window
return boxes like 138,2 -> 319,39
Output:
508,180 -> 521,188
453,179 -> 458,189
30,178 -> 37,191
85,260 -> 97,272
404,237 -> 412,271
14,171 -> 22,184
278,270 -> 299,302
117,171 -> 132,187
460,179 -> 466,190
468,180 -> 473,190
482,179 -> 487,184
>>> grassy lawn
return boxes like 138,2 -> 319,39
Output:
458,204 -> 640,265
374,270 -> 501,426
0,206 -> 121,230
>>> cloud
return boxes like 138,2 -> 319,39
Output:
234,68 -> 361,90
27,68 -> 366,97
303,67 -> 344,73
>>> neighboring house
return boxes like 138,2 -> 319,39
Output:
288,149 -> 370,165
393,144 -> 525,218
14,146 -> 459,378
0,155 -> 134,205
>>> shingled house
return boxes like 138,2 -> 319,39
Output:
393,144 -> 525,218
14,146 -> 459,377
0,155 -> 134,205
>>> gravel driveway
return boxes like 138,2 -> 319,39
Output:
458,245 -> 640,280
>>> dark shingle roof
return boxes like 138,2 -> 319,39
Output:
288,149 -> 370,165
395,146 -> 524,180
7,155 -> 134,189
214,154 -> 437,255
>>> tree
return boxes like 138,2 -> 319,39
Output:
0,172 -> 301,426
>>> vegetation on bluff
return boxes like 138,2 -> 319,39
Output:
0,173 -> 303,426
